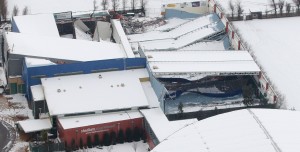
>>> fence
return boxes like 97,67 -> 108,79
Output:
29,141 -> 65,152
208,0 -> 279,105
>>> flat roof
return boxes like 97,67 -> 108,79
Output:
140,108 -> 197,142
41,69 -> 156,116
233,17 -> 300,110
147,51 -> 260,77
25,57 -> 56,68
145,51 -> 254,62
152,109 -> 300,152
58,110 -> 143,130
18,118 -> 52,133
13,14 -> 59,37
31,85 -> 45,101
5,32 -> 126,61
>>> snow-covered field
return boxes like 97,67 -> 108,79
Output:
215,0 -> 296,14
233,17 -> 300,110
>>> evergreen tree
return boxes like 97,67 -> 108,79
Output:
125,128 -> 133,142
133,127 -> 141,141
110,131 -> 117,145
118,129 -> 125,143
87,135 -> 92,148
79,138 -> 83,149
94,134 -> 100,146
103,132 -> 111,146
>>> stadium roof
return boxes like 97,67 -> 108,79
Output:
41,69 -> 159,116
152,109 -> 300,152
12,14 -> 59,37
145,51 -> 260,80
5,32 -> 126,61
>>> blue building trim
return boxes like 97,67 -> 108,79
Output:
23,58 -> 146,101
11,17 -> 20,33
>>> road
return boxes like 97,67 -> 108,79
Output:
0,121 -> 9,152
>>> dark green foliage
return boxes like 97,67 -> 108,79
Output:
87,135 -> 92,148
94,134 -> 100,146
125,128 -> 133,142
133,127 -> 141,141
103,132 -> 111,146
79,138 -> 83,149
110,131 -> 117,145
118,129 -> 125,144
71,138 -> 76,151
141,129 -> 147,143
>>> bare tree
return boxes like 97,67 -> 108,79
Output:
278,0 -> 285,16
22,6 -> 29,15
293,0 -> 300,13
228,0 -> 235,18
101,0 -> 109,10
12,5 -> 19,17
0,0 -> 8,21
122,0 -> 127,12
112,0 -> 120,12
93,0 -> 98,12
270,0 -> 278,16
131,0 -> 138,11
286,3 -> 291,14
140,0 -> 147,14
236,0 -> 244,20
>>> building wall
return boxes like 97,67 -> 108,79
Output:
58,117 -> 144,148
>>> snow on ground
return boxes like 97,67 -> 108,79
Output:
233,17 -> 300,110
9,141 -> 29,152
76,141 -> 149,152
215,0 -> 296,14
1,94 -> 33,119
152,109 -> 300,152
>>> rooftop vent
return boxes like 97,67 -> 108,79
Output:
57,89 -> 61,93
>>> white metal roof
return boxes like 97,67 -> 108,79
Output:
31,85 -> 45,101
146,51 -> 260,79
5,32 -> 126,61
18,118 -> 52,133
152,109 -> 300,152
41,69 -> 158,116
13,14 -> 59,37
58,110 -> 143,130
140,108 -> 197,142
145,51 -> 254,62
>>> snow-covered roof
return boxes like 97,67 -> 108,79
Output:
30,85 -> 45,101
146,51 -> 260,78
232,17 -> 300,110
152,109 -> 300,152
58,110 -> 143,130
18,118 -> 52,133
25,57 -> 56,68
41,69 -> 158,116
128,14 -> 216,43
5,32 -> 126,61
145,50 -> 254,62
140,108 -> 197,142
13,14 -> 59,37
179,40 -> 226,51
